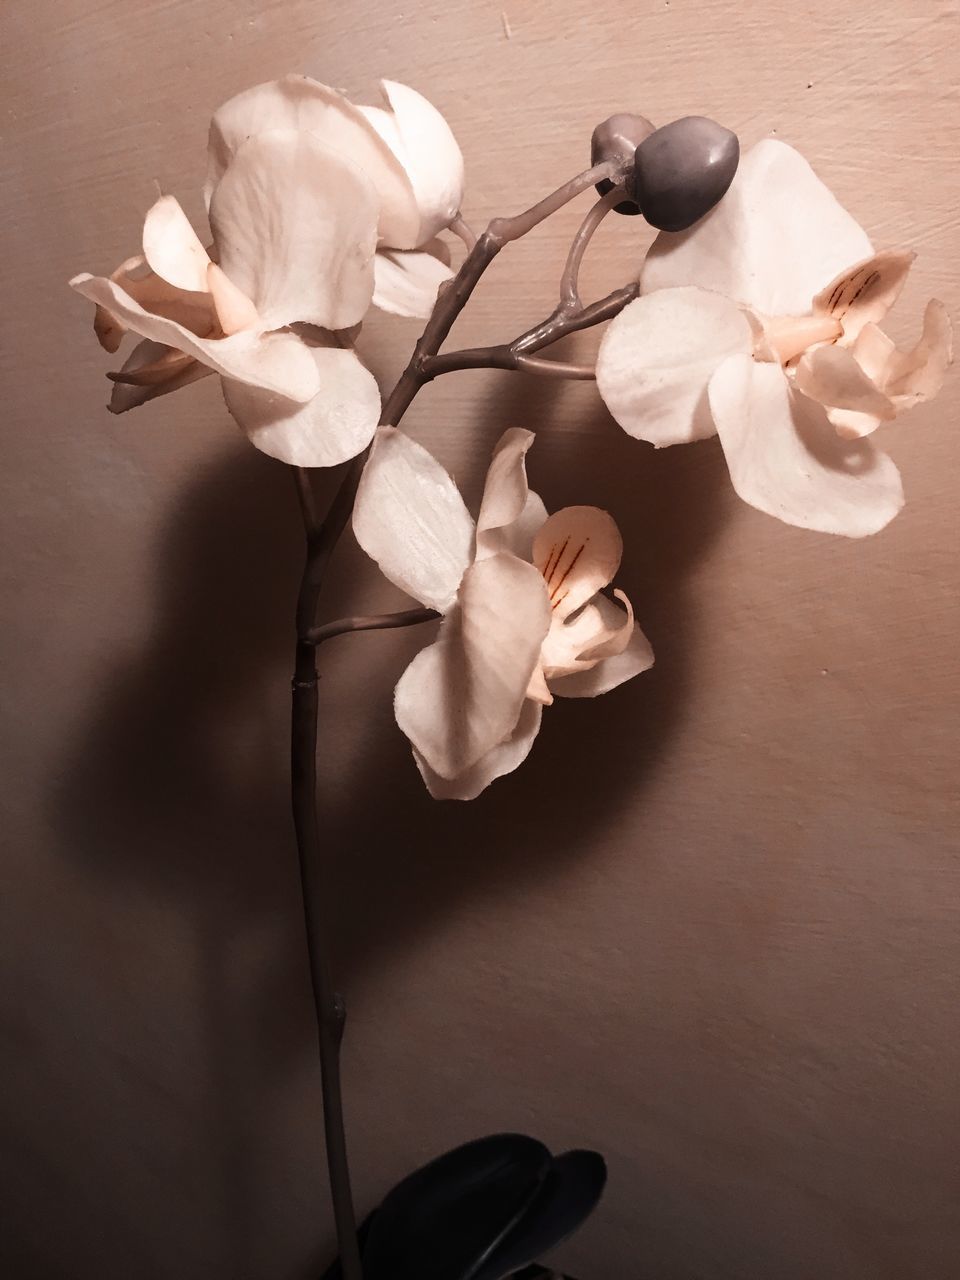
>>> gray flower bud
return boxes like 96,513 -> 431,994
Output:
631,116 -> 740,232
590,113 -> 655,216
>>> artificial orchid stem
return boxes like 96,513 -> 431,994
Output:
559,186 -> 624,310
288,159 -> 635,1280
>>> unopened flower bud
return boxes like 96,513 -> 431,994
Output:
631,116 -> 740,232
590,113 -> 655,215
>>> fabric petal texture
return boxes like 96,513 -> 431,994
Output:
210,129 -> 379,332
596,286 -> 755,445
205,74 -> 422,248
412,699 -> 543,801
394,554 -> 551,781
141,195 -> 212,293
71,274 -> 320,401
476,428 -> 548,560
642,139 -> 874,316
533,506 -> 623,620
221,344 -> 381,467
360,80 -> 465,244
793,343 -> 896,424
708,354 -> 904,537
372,244 -> 453,319
812,249 -> 915,343
549,595 -> 655,698
883,299 -> 953,404
352,428 -> 476,613
93,255 -> 215,350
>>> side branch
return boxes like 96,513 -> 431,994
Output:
306,607 -> 439,647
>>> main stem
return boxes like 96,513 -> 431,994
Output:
289,158 -> 622,1280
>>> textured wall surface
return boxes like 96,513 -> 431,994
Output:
2,2 -> 959,1277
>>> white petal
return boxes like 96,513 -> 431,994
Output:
206,262 -> 259,335
642,139 -> 873,316
550,595 -> 655,698
394,554 -> 551,779
411,699 -> 543,801
205,75 -> 421,248
793,344 -> 896,422
533,506 -> 623,620
825,408 -> 885,440
142,196 -> 212,293
372,244 -> 453,318
596,287 -> 754,445
708,354 -> 904,537
476,428 -> 548,560
108,339 -> 213,414
360,80 -> 465,244
812,249 -> 915,343
222,345 -> 380,467
352,427 -> 475,612
91,254 -> 215,351
71,273 -> 319,401
210,129 -> 378,332
883,299 -> 953,406
539,587 -> 639,679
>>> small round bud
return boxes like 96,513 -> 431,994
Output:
590,112 -> 655,215
631,116 -> 740,232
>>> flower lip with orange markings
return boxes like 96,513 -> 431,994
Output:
596,139 -> 952,538
70,76 -> 467,465
352,427 -> 654,799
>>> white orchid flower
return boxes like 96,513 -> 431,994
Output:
596,139 -> 952,537
205,74 -> 465,319
352,427 -> 654,800
71,131 -> 383,467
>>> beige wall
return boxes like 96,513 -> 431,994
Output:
3,1 -> 959,1276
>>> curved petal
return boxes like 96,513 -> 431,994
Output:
394,554 -> 551,779
642,139 -> 873,316
793,344 -> 896,422
210,130 -> 378,332
91,254 -> 215,351
372,244 -> 453,318
596,287 -> 754,445
107,339 -> 213,414
813,249 -> 915,344
883,298 -> 953,405
205,75 -> 421,248
411,699 -> 543,801
142,196 -> 212,293
539,587 -> 638,679
533,506 -> 623,620
352,427 -> 475,612
360,80 -> 465,245
476,428 -> 548,560
222,345 -> 380,467
708,354 -> 904,537
71,273 -> 319,401
549,596 -> 655,698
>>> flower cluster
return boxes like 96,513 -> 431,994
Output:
71,76 -> 464,466
72,79 -> 951,799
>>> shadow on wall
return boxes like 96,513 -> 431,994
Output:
53,372 -> 730,1275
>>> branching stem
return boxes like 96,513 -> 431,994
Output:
288,157 -> 634,1280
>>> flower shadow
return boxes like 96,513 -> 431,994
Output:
53,374 -> 730,1275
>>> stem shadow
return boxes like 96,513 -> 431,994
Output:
52,373 -> 729,1278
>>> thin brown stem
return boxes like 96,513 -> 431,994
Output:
449,213 -> 478,252
559,186 -> 624,309
287,162 -> 616,1277
306,607 -> 439,647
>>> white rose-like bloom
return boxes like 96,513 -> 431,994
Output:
596,139 -> 952,537
205,75 -> 465,319
70,78 -> 465,466
352,428 -> 654,800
